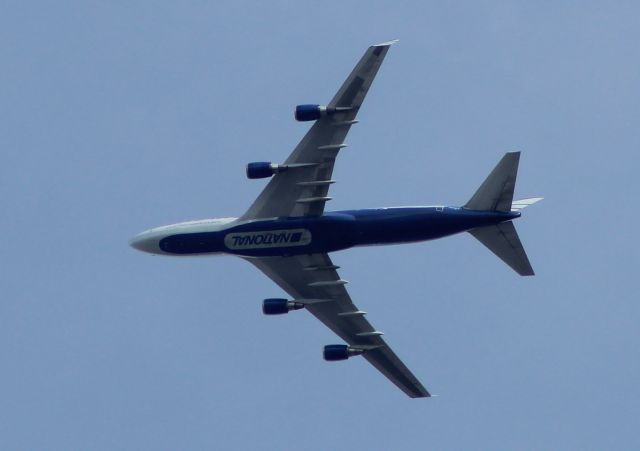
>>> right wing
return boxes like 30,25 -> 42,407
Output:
245,253 -> 430,398
240,41 -> 397,220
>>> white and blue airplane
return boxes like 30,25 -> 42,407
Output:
130,41 -> 542,398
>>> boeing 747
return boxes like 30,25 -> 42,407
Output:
130,41 -> 541,397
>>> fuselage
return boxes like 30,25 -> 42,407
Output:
130,206 -> 520,257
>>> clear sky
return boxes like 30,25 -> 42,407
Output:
2,1 -> 639,450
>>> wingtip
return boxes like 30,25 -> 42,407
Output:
413,391 -> 433,398
372,39 -> 399,47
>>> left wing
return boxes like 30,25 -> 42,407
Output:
240,41 -> 397,220
245,253 -> 430,398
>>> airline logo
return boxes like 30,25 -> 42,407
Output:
224,229 -> 312,250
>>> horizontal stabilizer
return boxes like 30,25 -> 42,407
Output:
511,197 -> 543,211
469,221 -> 534,276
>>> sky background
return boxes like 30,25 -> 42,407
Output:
2,1 -> 639,450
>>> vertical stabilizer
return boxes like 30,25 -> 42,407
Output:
465,152 -> 520,212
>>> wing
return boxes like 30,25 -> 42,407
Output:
241,41 -> 397,220
244,253 -> 430,398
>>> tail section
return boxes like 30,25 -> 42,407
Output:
511,197 -> 543,212
469,221 -> 534,276
465,152 -> 520,213
465,152 -> 541,276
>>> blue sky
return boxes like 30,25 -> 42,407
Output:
2,1 -> 639,450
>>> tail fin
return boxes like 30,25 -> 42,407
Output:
469,221 -> 534,276
465,152 -> 540,276
465,152 -> 520,212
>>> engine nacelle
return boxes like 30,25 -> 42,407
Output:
246,162 -> 279,179
295,104 -> 332,122
323,344 -> 364,361
262,298 -> 304,315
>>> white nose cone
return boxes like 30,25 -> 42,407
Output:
129,230 -> 160,254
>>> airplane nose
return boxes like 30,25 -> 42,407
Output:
129,231 -> 159,254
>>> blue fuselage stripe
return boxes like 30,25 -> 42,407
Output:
159,207 -> 519,257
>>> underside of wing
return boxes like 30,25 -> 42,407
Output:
241,41 -> 397,221
244,253 -> 430,398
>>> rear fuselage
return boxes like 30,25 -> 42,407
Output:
130,206 -> 519,257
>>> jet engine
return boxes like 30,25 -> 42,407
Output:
262,298 -> 305,315
295,104 -> 331,122
246,162 -> 282,179
323,344 -> 364,361
294,104 -> 355,122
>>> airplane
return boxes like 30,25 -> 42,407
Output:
130,40 -> 542,398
